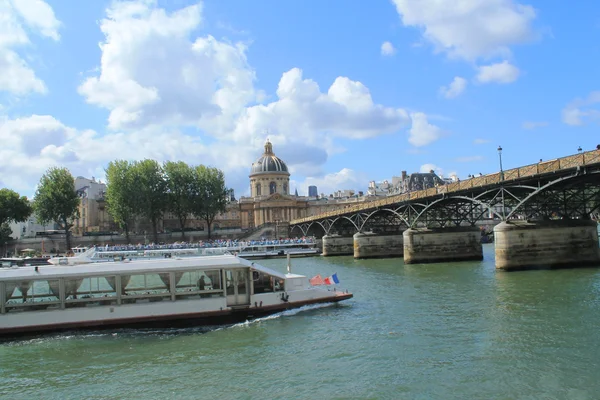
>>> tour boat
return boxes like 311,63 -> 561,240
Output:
236,241 -> 319,259
0,254 -> 352,338
47,239 -> 320,266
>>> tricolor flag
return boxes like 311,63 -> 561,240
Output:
323,273 -> 340,285
309,274 -> 325,286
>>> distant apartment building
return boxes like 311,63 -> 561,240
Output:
368,170 -> 447,197
73,177 -> 115,234
308,185 -> 318,197
9,209 -> 58,239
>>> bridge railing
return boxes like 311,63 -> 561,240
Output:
291,149 -> 600,224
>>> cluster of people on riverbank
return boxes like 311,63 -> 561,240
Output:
94,237 -> 316,253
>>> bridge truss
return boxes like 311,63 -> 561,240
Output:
291,166 -> 600,237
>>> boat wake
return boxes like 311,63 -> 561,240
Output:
226,302 -> 338,329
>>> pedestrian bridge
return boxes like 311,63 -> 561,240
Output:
289,149 -> 600,271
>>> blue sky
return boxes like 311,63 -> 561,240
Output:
1,0 -> 599,198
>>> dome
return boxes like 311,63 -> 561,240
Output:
250,140 -> 289,175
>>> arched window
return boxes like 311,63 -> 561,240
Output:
283,183 -> 288,194
269,181 -> 276,194
256,183 -> 261,196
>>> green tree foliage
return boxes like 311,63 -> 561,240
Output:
164,161 -> 194,239
33,167 -> 79,251
132,160 -> 167,243
192,166 -> 228,239
0,188 -> 32,227
105,160 -> 138,243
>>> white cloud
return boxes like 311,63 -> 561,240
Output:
381,41 -> 396,56
408,112 -> 443,147
455,155 -> 484,162
1,1 -> 444,198
392,0 -> 536,61
561,91 -> 600,126
8,0 -> 61,40
294,168 -> 368,197
522,121 -> 548,130
475,60 -> 521,83
77,0 -> 413,155
473,138 -> 490,144
0,0 -> 60,95
78,1 -> 255,131
229,68 -> 411,143
440,76 -> 467,99
476,61 -> 520,84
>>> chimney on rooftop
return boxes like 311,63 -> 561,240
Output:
429,169 -> 434,174
401,171 -> 407,180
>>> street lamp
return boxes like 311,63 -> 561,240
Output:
578,146 -> 582,153
497,146 -> 504,181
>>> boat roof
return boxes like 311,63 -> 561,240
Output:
0,255 -> 291,281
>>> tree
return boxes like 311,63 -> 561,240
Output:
0,188 -> 32,227
105,160 -> 138,243
133,159 -> 167,243
0,223 -> 13,257
164,161 -> 195,239
33,167 -> 79,251
192,166 -> 228,240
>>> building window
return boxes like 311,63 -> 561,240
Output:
256,183 -> 261,196
269,182 -> 276,194
283,183 -> 288,194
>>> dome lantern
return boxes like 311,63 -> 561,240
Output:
250,139 -> 289,176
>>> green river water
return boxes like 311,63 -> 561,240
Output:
1,243 -> 600,400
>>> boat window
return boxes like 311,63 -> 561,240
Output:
64,276 -> 117,305
236,270 -> 247,296
225,270 -> 234,295
4,279 -> 61,312
252,270 -> 285,294
123,273 -> 171,301
175,269 -> 222,297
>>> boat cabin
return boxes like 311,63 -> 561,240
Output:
0,255 -> 293,315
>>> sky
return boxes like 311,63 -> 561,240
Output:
0,0 -> 599,198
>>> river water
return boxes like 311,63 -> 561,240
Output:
1,244 -> 600,400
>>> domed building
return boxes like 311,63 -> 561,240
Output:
249,140 -> 290,197
239,140 -> 309,232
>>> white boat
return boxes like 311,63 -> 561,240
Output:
47,246 -> 232,266
0,254 -> 352,338
236,241 -> 319,259
48,239 -> 319,266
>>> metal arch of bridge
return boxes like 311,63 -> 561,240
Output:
293,204 -> 423,236
409,170 -> 600,227
292,167 -> 600,233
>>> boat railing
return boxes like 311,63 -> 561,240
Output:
93,238 -> 318,253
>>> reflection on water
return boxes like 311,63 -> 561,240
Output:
1,244 -> 600,400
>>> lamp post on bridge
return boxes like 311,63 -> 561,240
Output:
497,146 -> 504,181
498,145 -> 506,220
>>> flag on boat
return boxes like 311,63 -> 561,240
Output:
309,274 -> 325,286
323,273 -> 340,285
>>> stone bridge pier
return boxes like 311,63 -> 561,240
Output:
322,234 -> 355,257
403,226 -> 483,264
494,219 -> 600,270
353,232 -> 404,259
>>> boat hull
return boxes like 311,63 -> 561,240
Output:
0,293 -> 352,340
